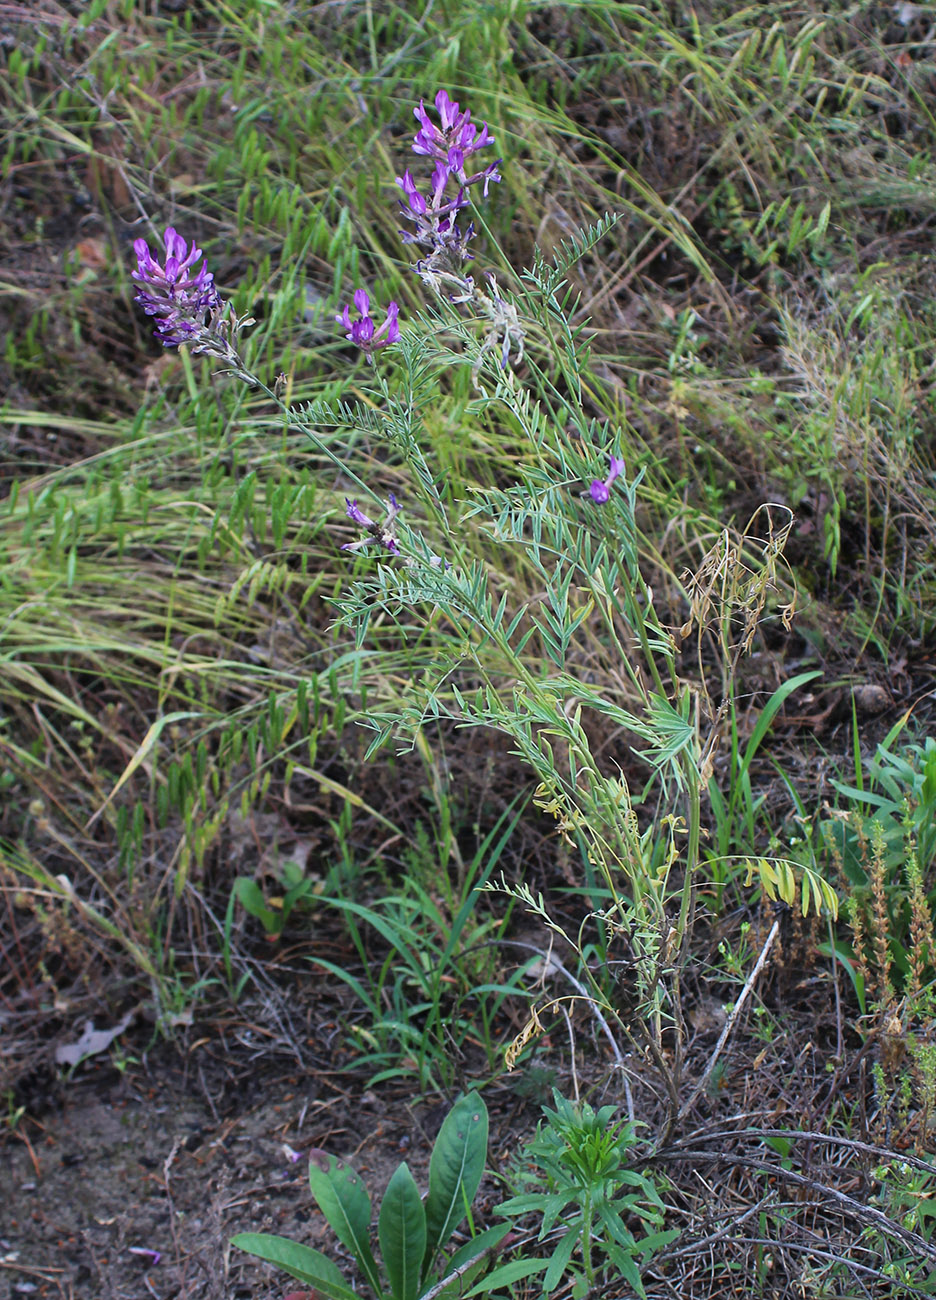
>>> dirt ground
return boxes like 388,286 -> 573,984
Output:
1,1034 -> 503,1300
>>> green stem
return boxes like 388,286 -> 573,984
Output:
581,1200 -> 595,1287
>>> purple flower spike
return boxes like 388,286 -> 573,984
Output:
587,455 -> 626,504
342,496 -> 401,556
411,90 -> 500,188
337,291 -> 401,354
132,227 -> 221,347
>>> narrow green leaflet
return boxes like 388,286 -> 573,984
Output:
542,1228 -> 579,1293
230,1234 -> 358,1300
428,1222 -> 511,1291
378,1162 -> 426,1300
465,1259 -> 548,1295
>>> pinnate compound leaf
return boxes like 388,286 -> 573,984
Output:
424,1093 -> 488,1267
230,1234 -> 357,1300
378,1162 -> 426,1300
307,1151 -> 382,1295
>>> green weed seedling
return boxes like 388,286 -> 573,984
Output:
233,1092 -> 507,1300
491,1090 -> 677,1299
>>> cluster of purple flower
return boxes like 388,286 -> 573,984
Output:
131,93 -> 623,552
336,289 -> 400,354
132,228 -> 220,347
336,90 -> 501,359
131,226 -> 253,375
396,90 -> 501,265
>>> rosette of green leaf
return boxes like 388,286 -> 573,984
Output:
489,1091 -> 676,1299
232,1093 -> 507,1300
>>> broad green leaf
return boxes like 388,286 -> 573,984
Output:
775,859 -> 796,906
378,1162 -> 426,1300
233,877 -> 282,934
307,1152 -> 382,1295
230,1234 -> 357,1300
741,671 -> 822,773
424,1093 -> 488,1268
801,864 -> 839,919
818,937 -> 865,1013
596,1201 -> 637,1249
539,1191 -> 578,1236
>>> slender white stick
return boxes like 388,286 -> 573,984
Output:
678,918 -> 780,1123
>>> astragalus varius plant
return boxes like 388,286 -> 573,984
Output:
132,89 -> 836,1138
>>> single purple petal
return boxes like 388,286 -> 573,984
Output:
128,1248 -> 162,1265
414,100 -> 434,131
435,90 -> 459,129
431,160 -> 451,204
373,301 -> 400,345
353,287 -> 371,317
133,238 -> 154,275
397,171 -> 427,214
608,456 -> 626,482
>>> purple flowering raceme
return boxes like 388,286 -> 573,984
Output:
132,227 -> 221,346
342,495 -> 448,569
337,289 -> 400,355
132,227 -> 254,377
342,495 -> 401,555
588,455 -> 627,504
396,90 -> 501,267
412,91 -> 501,193
396,164 -> 474,261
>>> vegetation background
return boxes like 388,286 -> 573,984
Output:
1,0 -> 936,1297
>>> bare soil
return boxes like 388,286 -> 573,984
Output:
1,1037 -> 513,1300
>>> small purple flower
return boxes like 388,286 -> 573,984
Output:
412,91 -> 497,179
398,92 -> 502,277
342,495 -> 401,555
396,163 -> 474,258
588,455 -> 626,504
132,227 -> 221,347
337,289 -> 400,354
